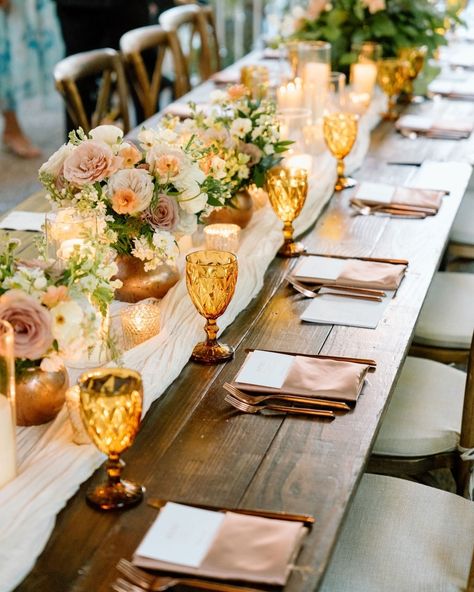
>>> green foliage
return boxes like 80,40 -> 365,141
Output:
293,0 -> 451,70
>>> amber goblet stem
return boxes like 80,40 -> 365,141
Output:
337,159 -> 345,180
283,221 -> 295,245
385,94 -> 398,120
106,454 -> 125,487
204,318 -> 219,347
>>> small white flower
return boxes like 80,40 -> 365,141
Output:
230,118 -> 252,139
210,90 -> 227,104
264,144 -> 275,155
50,300 -> 84,345
137,128 -> 159,149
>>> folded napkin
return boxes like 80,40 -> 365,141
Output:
294,255 -> 406,290
134,509 -> 307,585
396,114 -> 473,134
234,350 -> 369,403
429,79 -> 474,99
353,181 -> 446,211
162,103 -> 209,119
210,70 -> 241,85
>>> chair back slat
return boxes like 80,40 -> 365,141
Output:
54,48 -> 130,134
159,4 -> 220,84
120,25 -> 190,121
460,331 -> 474,450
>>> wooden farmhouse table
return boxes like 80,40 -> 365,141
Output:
5,51 -> 474,592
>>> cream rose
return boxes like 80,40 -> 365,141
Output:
63,140 -> 122,186
89,125 -> 124,147
39,143 -> 75,177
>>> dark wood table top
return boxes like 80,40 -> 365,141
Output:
7,61 -> 474,592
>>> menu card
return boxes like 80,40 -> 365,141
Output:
133,502 -> 307,585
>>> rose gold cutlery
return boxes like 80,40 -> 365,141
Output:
223,382 -> 350,411
301,252 -> 409,266
225,392 -> 335,419
288,278 -> 383,302
351,198 -> 437,216
351,201 -> 427,219
287,277 -> 386,298
146,499 -> 315,525
115,561 -> 262,592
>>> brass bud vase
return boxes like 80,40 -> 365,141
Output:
16,366 -> 69,426
114,255 -> 180,303
204,188 -> 254,229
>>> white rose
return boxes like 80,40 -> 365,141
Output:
230,118 -> 253,139
89,125 -> 124,148
178,179 -> 208,214
39,143 -> 75,177
108,168 -> 154,213
137,128 -> 159,149
175,210 -> 198,235
50,300 -> 84,345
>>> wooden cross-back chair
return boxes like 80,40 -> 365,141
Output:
159,4 -> 221,84
368,331 -> 474,496
120,25 -> 190,121
54,48 -> 130,134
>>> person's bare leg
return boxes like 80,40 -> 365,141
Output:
2,110 -> 41,158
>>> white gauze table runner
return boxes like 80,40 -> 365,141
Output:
0,96 -> 383,592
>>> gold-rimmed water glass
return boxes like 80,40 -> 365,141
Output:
186,250 -> 238,364
397,46 -> 427,102
265,166 -> 308,257
78,368 -> 144,511
376,58 -> 410,120
323,112 -> 359,192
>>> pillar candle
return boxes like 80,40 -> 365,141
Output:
351,62 -> 377,96
277,78 -> 304,110
0,394 -> 16,488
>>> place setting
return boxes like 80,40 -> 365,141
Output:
396,113 -> 473,140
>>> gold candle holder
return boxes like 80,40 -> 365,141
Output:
120,299 -> 161,349
204,223 -> 241,253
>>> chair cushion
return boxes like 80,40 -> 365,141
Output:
451,193 -> 474,245
373,356 -> 465,456
320,474 -> 474,592
414,272 -> 474,349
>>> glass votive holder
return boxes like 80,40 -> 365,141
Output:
204,223 -> 241,253
277,78 -> 303,110
45,208 -> 97,265
277,107 -> 312,154
120,299 -> 161,350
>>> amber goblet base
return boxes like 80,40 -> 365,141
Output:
86,457 -> 144,511
191,340 -> 234,364
278,239 -> 306,257
335,175 -> 357,192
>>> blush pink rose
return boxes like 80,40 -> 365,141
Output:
0,290 -> 54,360
142,194 -> 179,231
238,141 -> 263,166
63,140 -> 123,186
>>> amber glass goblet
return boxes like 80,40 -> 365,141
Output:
186,250 -> 238,364
265,166 -> 308,257
376,58 -> 410,120
323,112 -> 359,192
397,47 -> 427,103
78,368 -> 144,511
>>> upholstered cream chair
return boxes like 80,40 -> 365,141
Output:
159,4 -> 221,83
54,48 -> 130,134
120,25 -> 190,120
449,189 -> 474,260
368,333 -> 474,495
320,474 -> 474,592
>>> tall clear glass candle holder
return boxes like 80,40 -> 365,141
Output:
0,320 -> 16,489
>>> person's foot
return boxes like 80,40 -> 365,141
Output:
3,132 -> 42,159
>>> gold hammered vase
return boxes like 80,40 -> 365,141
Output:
204,188 -> 254,229
114,255 -> 180,303
16,366 -> 69,426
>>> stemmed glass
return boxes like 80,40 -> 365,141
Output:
186,250 -> 238,364
265,166 -> 308,257
78,368 -> 144,511
323,112 -> 359,191
376,58 -> 410,120
397,47 -> 427,102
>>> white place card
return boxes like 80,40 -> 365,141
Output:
235,350 -> 294,389
0,211 -> 45,232
135,502 -> 225,568
300,290 -> 394,329
293,256 -> 345,282
355,182 -> 395,204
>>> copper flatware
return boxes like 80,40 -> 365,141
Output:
147,498 -> 315,525
351,202 -> 427,219
245,348 -> 377,369
223,382 -> 351,411
351,198 -> 437,215
287,276 -> 386,297
289,280 -> 383,302
301,252 -> 409,266
225,392 -> 335,420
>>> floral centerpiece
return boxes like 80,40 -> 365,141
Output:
285,0 -> 449,70
0,237 -> 119,425
39,125 -> 230,274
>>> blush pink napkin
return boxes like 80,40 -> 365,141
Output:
234,355 -> 369,402
134,512 -> 307,585
353,187 -> 445,210
336,259 -> 406,290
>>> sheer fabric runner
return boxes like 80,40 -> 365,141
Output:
0,96 -> 383,592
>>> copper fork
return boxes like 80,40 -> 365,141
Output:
224,393 -> 335,419
287,276 -> 386,298
116,560 -> 261,592
223,382 -> 350,411
288,279 -> 383,302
